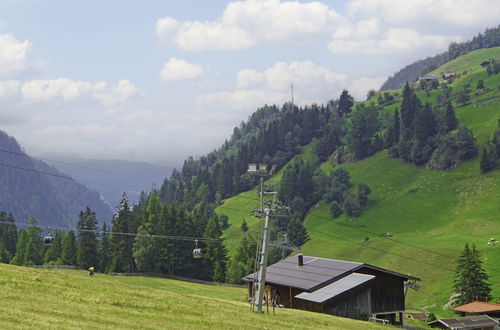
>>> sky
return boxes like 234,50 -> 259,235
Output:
0,0 -> 499,167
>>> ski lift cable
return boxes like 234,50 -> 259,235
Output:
0,219 -> 299,251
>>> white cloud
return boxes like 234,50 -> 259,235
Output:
347,0 -> 500,27
237,60 -> 347,91
197,89 -> 287,112
0,34 -> 32,78
22,78 -> 105,103
156,0 -> 340,50
160,58 -> 203,81
328,28 -> 459,54
21,78 -> 142,106
93,79 -> 144,106
348,76 -> 387,100
0,80 -> 20,99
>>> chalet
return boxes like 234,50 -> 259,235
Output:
428,315 -> 499,330
442,72 -> 457,82
453,301 -> 500,318
243,255 -> 420,325
481,60 -> 491,67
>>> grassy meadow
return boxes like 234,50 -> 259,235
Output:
0,263 -> 386,329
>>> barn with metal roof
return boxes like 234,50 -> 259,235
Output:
243,255 -> 420,325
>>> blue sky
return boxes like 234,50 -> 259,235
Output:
1,0 -> 499,166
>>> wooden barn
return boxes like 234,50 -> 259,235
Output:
243,255 -> 420,325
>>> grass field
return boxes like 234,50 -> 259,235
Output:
219,48 -> 500,318
0,263 -> 386,329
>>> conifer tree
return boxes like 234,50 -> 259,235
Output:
110,194 -> 136,272
338,90 -> 354,118
445,103 -> 458,131
0,212 -> 17,263
97,222 -> 111,272
456,124 -> 476,160
44,229 -> 63,264
453,243 -> 491,305
287,217 -> 309,247
204,216 -> 227,282
61,231 -> 77,265
480,142 -> 497,173
77,207 -> 99,269
385,109 -> 400,148
25,216 -> 43,265
11,229 -> 29,265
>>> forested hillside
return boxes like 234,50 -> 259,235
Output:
0,130 -> 113,227
380,24 -> 500,90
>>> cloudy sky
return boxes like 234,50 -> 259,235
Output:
0,0 -> 499,167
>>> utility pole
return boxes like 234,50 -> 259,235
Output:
247,163 -> 276,313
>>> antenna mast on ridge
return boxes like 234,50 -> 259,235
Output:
291,83 -> 294,106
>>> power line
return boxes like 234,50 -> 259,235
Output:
0,148 -> 153,181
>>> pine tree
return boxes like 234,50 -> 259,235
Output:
0,212 -> 17,263
11,229 -> 29,265
44,229 -> 63,264
204,216 -> 227,282
456,124 -> 476,160
77,207 -> 99,269
61,231 -> 77,265
25,216 -> 43,265
287,217 -> 309,246
385,109 -> 400,148
480,142 -> 497,173
338,90 -> 354,118
445,102 -> 458,131
110,194 -> 135,272
97,222 -> 111,272
453,243 -> 491,305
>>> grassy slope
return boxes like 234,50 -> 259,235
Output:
0,263 -> 385,329
219,47 -> 500,317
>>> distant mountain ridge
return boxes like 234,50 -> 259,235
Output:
48,157 -> 172,208
0,130 -> 113,227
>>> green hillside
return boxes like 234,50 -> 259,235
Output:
0,263 -> 384,329
218,47 -> 500,317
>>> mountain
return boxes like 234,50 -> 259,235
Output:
380,24 -> 500,90
0,130 -> 113,227
46,157 -> 172,209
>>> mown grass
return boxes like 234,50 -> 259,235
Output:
0,263 -> 386,329
219,48 -> 500,318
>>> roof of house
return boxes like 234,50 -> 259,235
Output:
243,255 -> 419,291
418,76 -> 439,80
453,301 -> 500,314
295,273 -> 374,303
428,315 -> 499,329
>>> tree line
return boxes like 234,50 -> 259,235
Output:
0,194 -> 228,283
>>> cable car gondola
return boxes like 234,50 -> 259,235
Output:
44,233 -> 54,245
193,238 -> 202,259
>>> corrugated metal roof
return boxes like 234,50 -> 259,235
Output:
242,255 -> 419,291
453,301 -> 500,313
294,273 -> 374,303
243,256 -> 363,290
428,315 -> 499,329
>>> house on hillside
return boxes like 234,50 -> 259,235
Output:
481,60 -> 491,67
453,301 -> 500,318
428,314 -> 499,329
243,255 -> 420,326
442,72 -> 458,82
